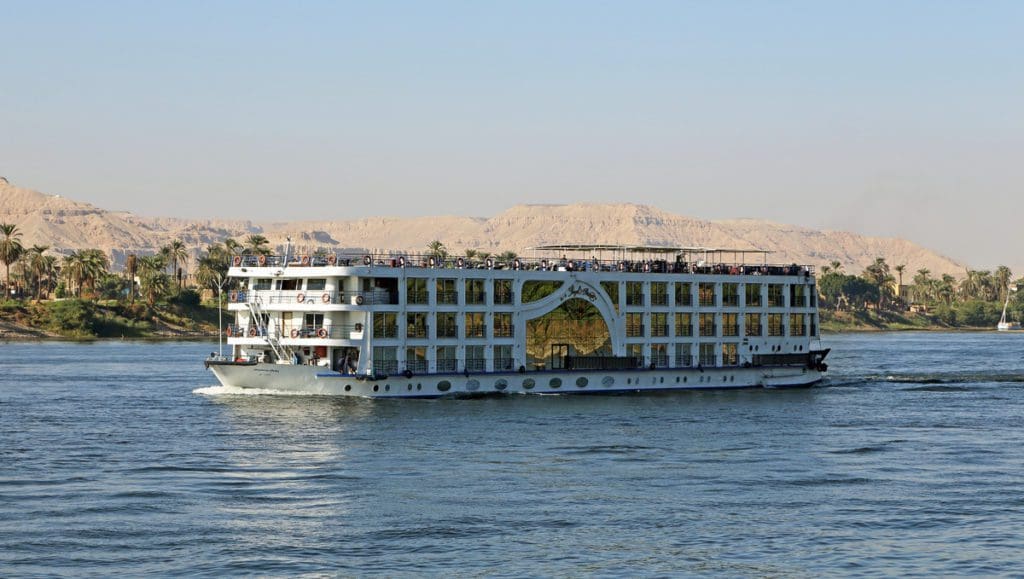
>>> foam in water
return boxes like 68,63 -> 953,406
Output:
192,385 -> 310,397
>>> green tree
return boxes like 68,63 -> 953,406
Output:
25,245 -> 51,300
862,257 -> 893,310
994,266 -> 1013,303
62,249 -> 109,297
163,239 -> 189,287
244,234 -> 271,256
427,240 -> 448,261
0,222 -> 24,294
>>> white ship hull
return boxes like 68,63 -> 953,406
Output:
208,362 -> 824,398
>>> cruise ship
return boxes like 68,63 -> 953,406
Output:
205,244 -> 829,397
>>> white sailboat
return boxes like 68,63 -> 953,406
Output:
998,291 -> 1020,331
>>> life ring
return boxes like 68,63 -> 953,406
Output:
300,255 -> 310,266
513,258 -> 521,270
485,258 -> 493,269
354,323 -> 363,332
229,290 -> 238,302
321,292 -> 330,303
327,255 -> 337,265
566,261 -> 575,271
643,262 -> 651,272
225,325 -> 233,337
248,327 -> 257,337
317,327 -> 328,339
541,259 -> 548,270
290,329 -> 299,338
399,256 -> 406,268
428,256 -> 436,267
355,295 -> 364,305
456,257 -> 465,268
363,255 -> 371,266
258,255 -> 267,266
618,261 -> 625,272
296,292 -> 306,303
232,255 -> 241,266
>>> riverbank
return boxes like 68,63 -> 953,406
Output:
0,299 -> 220,340
819,309 -> 995,332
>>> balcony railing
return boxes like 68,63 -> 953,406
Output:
465,358 -> 487,372
722,324 -> 740,337
228,289 -> 397,306
675,324 -> 693,337
651,324 -> 669,337
437,291 -> 458,305
407,325 -> 429,339
436,359 -> 458,373
436,324 -> 458,338
626,324 -> 645,338
465,325 -> 487,338
651,294 -> 669,306
227,324 -> 365,339
493,325 -> 515,338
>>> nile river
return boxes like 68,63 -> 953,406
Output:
2,333 -> 1024,576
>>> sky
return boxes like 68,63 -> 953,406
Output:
2,1 -> 1021,270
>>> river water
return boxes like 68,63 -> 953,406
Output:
2,333 -> 1024,576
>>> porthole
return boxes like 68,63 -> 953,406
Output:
602,376 -> 614,387
683,376 -> 687,383
495,378 -> 508,391
344,384 -> 351,392
731,375 -> 735,382
626,378 -> 632,385
373,385 -> 379,392
659,377 -> 664,384
466,379 -> 480,391
755,345 -> 759,351
437,380 -> 451,392
417,383 -> 422,391
722,376 -> 727,382
675,377 -> 680,383
576,377 -> 588,388
385,384 -> 390,391
523,378 -> 536,390
407,384 -> 412,391
549,378 -> 562,389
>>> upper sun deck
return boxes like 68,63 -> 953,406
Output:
229,244 -> 816,278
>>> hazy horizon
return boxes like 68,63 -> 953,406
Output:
2,1 -> 1021,270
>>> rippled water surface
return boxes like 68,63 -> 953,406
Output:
3,333 -> 1024,576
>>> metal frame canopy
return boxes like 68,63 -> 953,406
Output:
529,244 -> 771,264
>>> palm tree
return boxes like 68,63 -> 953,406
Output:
224,238 -> 243,256
0,223 -> 24,295
125,254 -> 138,304
829,260 -> 843,273
427,240 -> 448,261
244,234 -> 271,256
913,269 -> 932,303
26,245 -> 50,300
893,264 -> 906,305
137,254 -> 170,305
994,266 -> 1013,303
63,249 -> 109,297
163,239 -> 188,287
862,257 -> 893,309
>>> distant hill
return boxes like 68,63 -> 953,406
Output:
0,179 -> 966,276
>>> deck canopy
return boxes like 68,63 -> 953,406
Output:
529,244 -> 771,265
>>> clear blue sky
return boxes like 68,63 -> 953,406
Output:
2,1 -> 1021,269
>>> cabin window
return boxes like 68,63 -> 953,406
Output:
406,347 -> 427,373
790,284 -> 807,308
722,313 -> 739,337
790,313 -> 806,336
699,313 -> 717,337
406,313 -> 428,339
494,345 -> 513,371
465,313 -> 486,338
436,278 -> 457,305
627,344 -> 643,364
522,280 -> 560,303
373,346 -> 398,374
768,284 -> 785,307
675,282 -> 692,306
699,343 -> 717,366
493,312 -> 513,338
465,279 -> 486,305
436,312 -> 458,338
466,345 -> 486,372
373,312 -> 398,338
650,282 -> 668,306
253,278 -> 272,290
745,284 -> 763,307
745,313 -> 763,337
722,283 -> 739,307
698,283 -> 716,307
651,313 -> 668,337
304,313 -> 324,334
675,313 -> 692,337
436,346 -> 456,372
651,343 -> 668,368
407,278 -> 429,304
768,313 -> 784,336
625,282 -> 644,306
626,313 -> 644,337
675,343 -> 693,367
279,279 -> 299,291
722,343 -> 739,366
494,279 -> 513,305
306,278 -> 326,291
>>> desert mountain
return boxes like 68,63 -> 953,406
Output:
0,178 -> 965,276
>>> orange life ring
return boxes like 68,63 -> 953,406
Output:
327,255 -> 337,265
317,327 -> 328,338
258,255 -> 267,266
225,325 -> 233,337
232,255 -> 241,266
248,327 -> 257,337
296,292 -> 306,303
355,295 -> 364,305
301,255 -> 310,266
321,292 -> 330,303
290,329 -> 299,338
229,290 -> 238,301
